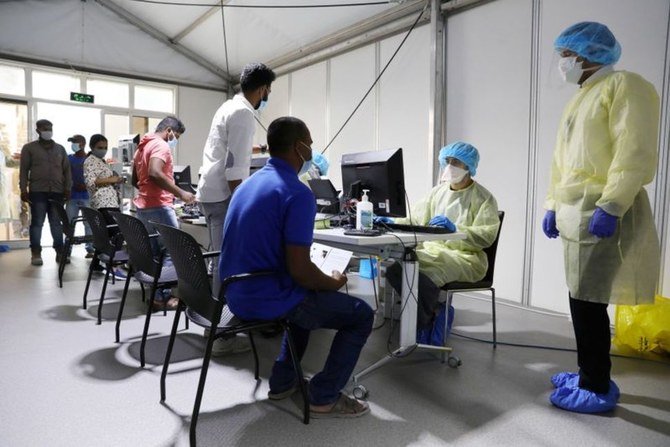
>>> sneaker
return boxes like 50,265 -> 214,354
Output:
85,252 -> 95,259
31,253 -> 43,266
211,334 -> 252,356
111,268 -> 127,280
151,296 -> 179,311
268,381 -> 302,400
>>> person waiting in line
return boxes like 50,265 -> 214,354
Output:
220,117 -> 373,418
542,22 -> 660,413
19,119 -> 71,266
83,134 -> 124,272
196,62 -> 276,355
379,142 -> 500,345
132,116 -> 196,311
66,134 -> 94,258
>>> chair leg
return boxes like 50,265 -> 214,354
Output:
161,302 -> 183,402
58,239 -> 69,288
83,254 -> 96,310
140,280 -> 160,368
190,324 -> 218,447
140,282 -> 146,302
115,266 -> 133,343
185,317 -> 189,331
441,291 -> 454,363
248,331 -> 260,380
97,265 -> 111,325
491,288 -> 497,349
284,323 -> 309,424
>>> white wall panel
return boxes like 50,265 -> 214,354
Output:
379,25 -> 432,208
328,44 -> 377,191
177,86 -> 226,177
290,63 -> 328,152
446,0 -> 533,303
531,0 -> 670,312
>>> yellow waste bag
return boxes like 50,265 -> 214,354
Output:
613,295 -> 670,354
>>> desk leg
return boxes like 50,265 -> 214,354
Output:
352,250 -> 453,385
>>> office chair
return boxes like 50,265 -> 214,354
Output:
79,206 -> 129,325
440,211 -> 505,361
154,222 -> 310,446
110,212 -> 184,363
50,199 -> 93,288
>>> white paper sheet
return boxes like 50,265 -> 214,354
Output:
310,242 -> 352,275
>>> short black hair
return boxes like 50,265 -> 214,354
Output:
155,116 -> 186,134
36,119 -> 52,129
89,134 -> 108,149
240,63 -> 276,93
268,117 -> 308,155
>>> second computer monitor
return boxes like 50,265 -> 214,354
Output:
341,148 -> 406,218
173,165 -> 195,193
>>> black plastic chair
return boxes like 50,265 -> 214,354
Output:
154,222 -> 310,446
80,206 -> 129,325
440,211 -> 505,356
49,199 -> 93,288
110,212 -> 185,363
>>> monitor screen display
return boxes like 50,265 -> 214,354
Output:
340,148 -> 406,217
173,165 -> 195,193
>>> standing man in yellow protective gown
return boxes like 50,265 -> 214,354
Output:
542,22 -> 660,413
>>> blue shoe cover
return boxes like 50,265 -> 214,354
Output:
430,304 -> 455,346
551,372 -> 579,389
550,381 -> 620,413
416,328 -> 431,344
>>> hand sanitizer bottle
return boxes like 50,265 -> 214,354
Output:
356,189 -> 374,230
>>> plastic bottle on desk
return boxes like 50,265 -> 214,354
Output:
356,189 -> 374,230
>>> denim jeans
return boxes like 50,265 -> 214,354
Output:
269,291 -> 374,405
65,197 -> 93,253
136,206 -> 179,301
199,199 -> 231,299
28,192 -> 64,250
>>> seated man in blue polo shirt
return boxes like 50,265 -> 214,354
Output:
220,116 -> 374,418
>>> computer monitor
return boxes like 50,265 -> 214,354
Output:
340,148 -> 406,217
173,165 -> 196,193
308,178 -> 340,214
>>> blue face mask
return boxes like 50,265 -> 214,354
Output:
258,100 -> 268,111
296,145 -> 313,176
71,143 -> 82,153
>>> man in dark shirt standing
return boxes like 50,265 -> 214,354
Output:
221,117 -> 373,418
19,119 -> 71,266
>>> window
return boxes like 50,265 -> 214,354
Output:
32,71 -> 80,102
104,114 -> 130,150
0,100 -> 28,240
0,64 -> 25,96
134,85 -> 174,113
35,102 -> 101,146
87,79 -> 129,108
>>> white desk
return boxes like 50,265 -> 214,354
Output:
312,228 -> 466,382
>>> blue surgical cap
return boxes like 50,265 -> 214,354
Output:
554,21 -> 621,65
312,152 -> 329,176
438,141 -> 479,177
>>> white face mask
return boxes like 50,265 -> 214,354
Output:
40,130 -> 53,141
558,56 -> 583,84
441,165 -> 468,184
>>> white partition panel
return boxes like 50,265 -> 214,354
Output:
255,74 -> 290,146
446,0 -> 533,303
290,62 -> 328,151
328,44 -> 377,191
531,0 -> 670,312
176,86 -> 226,176
379,25 -> 431,208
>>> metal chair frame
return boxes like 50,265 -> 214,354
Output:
49,199 -> 93,288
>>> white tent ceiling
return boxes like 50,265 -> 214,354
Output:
0,0 -> 413,90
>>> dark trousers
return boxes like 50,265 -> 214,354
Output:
28,192 -> 64,250
269,290 -> 374,405
569,297 -> 611,394
385,261 -> 442,330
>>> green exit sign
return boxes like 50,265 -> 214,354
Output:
70,92 -> 94,104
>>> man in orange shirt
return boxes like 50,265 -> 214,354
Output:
132,116 -> 195,309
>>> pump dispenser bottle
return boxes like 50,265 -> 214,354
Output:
356,189 -> 374,230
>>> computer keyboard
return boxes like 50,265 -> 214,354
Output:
379,222 -> 455,234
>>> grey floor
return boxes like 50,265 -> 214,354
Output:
0,246 -> 669,447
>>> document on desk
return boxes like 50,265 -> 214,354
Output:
310,242 -> 352,275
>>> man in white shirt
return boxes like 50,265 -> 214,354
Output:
196,62 -> 275,355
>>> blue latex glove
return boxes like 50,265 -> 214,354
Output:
428,215 -> 456,232
373,216 -> 394,224
542,210 -> 560,238
588,207 -> 617,238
